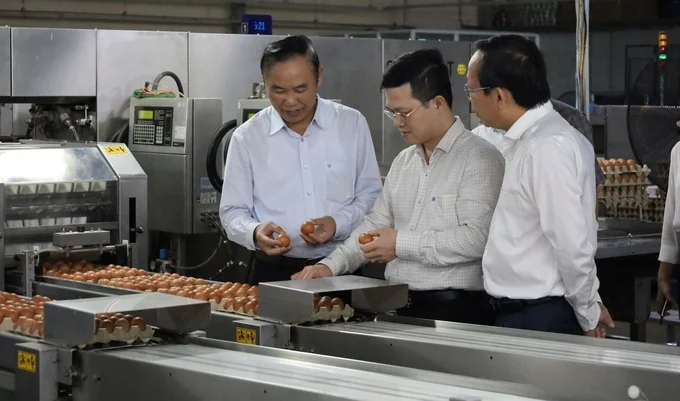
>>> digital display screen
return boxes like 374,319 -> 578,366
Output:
247,112 -> 257,120
138,110 -> 154,120
241,14 -> 272,35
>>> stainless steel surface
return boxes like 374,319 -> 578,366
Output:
11,28 -> 96,99
381,40 -> 471,165
75,342 -> 550,401
96,30 -> 188,142
52,229 -> 111,248
0,27 -> 9,97
603,105 -> 635,160
596,218 -> 662,258
128,97 -> 222,235
292,319 -> 680,401
258,276 -> 408,324
15,342 -> 58,401
98,142 -> 148,267
313,37 -> 384,163
44,292 -> 211,347
0,370 -> 14,392
188,33 -> 285,123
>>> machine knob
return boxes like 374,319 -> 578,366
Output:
133,226 -> 145,234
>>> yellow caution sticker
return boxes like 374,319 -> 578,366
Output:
17,351 -> 36,373
236,327 -> 257,345
103,145 -> 128,155
456,64 -> 467,76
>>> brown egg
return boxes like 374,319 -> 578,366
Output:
29,321 -> 40,336
209,292 -> 222,303
277,234 -> 291,248
85,262 -> 95,270
21,317 -> 35,332
223,297 -> 235,310
246,286 -> 259,297
234,298 -> 246,312
14,316 -> 27,330
131,317 -> 146,331
176,290 -> 188,297
19,307 -> 34,318
114,318 -> 130,332
94,318 -> 102,330
301,221 -> 315,235
195,278 -> 206,285
358,233 -> 374,245
194,292 -> 209,301
36,321 -> 44,337
223,281 -> 233,287
313,298 -> 320,313
170,279 -> 182,288
235,288 -> 248,298
330,298 -> 345,309
156,281 -> 170,289
244,299 -> 258,314
254,304 -> 259,316
318,298 -> 332,310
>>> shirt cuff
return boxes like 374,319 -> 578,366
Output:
659,244 -> 680,264
319,257 -> 343,276
331,212 -> 350,241
395,231 -> 419,260
246,221 -> 261,251
579,301 -> 601,332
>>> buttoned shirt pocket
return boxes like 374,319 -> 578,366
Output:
324,161 -> 354,204
431,193 -> 459,230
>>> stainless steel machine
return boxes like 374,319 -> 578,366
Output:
13,271 -> 680,401
127,97 -> 224,268
0,141 -> 148,296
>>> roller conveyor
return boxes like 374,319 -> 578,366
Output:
74,341 -> 553,401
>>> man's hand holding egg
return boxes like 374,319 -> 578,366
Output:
254,221 -> 292,256
299,216 -> 337,246
360,228 -> 398,263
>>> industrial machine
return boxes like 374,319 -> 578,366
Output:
0,141 -> 147,296
5,273 -> 680,401
127,96 -> 224,270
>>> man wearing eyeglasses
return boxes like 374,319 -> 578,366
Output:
292,48 -> 505,324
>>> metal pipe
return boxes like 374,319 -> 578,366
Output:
119,0 -> 382,13
0,10 -> 409,30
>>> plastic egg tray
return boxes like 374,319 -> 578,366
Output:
300,304 -> 354,324
211,296 -> 259,317
2,317 -> 44,338
77,324 -> 154,349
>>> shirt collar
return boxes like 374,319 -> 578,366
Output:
415,116 -> 465,158
504,101 -> 553,141
268,96 -> 328,136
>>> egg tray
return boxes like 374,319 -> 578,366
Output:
600,165 -> 651,176
76,324 -> 154,349
209,296 -> 258,317
296,304 -> 355,325
0,317 -> 43,338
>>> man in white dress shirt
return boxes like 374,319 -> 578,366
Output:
292,49 -> 505,324
467,34 -> 614,336
219,35 -> 383,284
657,142 -> 680,306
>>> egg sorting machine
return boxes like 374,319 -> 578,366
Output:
0,292 -> 570,401
0,141 -> 148,297
18,272 -> 680,401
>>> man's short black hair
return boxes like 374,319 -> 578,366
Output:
260,35 -> 321,79
380,48 -> 453,108
473,34 -> 550,109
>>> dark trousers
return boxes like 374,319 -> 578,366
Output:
397,289 -> 496,325
493,296 -> 582,335
251,251 -> 321,284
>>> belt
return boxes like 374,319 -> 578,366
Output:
489,296 -> 562,314
408,289 -> 484,305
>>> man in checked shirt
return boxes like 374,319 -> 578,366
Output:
292,48 -> 505,325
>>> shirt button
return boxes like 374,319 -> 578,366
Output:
301,138 -> 305,142
307,192 -> 311,195
303,165 -> 308,169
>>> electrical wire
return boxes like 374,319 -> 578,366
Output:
171,237 -> 223,271
575,0 -> 588,114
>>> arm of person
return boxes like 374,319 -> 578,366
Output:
658,145 -> 679,302
330,114 -> 383,240
321,170 -> 395,276
219,132 -> 260,251
394,144 -> 505,266
526,140 -> 601,332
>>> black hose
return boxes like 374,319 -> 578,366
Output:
206,119 -> 237,193
152,71 -> 185,96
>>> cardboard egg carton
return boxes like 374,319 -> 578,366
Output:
212,297 -> 259,317
1,317 -> 44,338
77,324 -> 154,349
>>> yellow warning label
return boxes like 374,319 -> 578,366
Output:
236,327 -> 257,345
17,351 -> 36,373
103,145 -> 128,155
456,64 -> 467,76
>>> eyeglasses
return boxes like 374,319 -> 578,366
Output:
383,101 -> 429,123
464,84 -> 490,99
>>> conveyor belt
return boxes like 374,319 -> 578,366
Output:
314,321 -> 680,371
79,344 -> 547,401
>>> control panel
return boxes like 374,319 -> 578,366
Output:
132,107 -> 175,146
